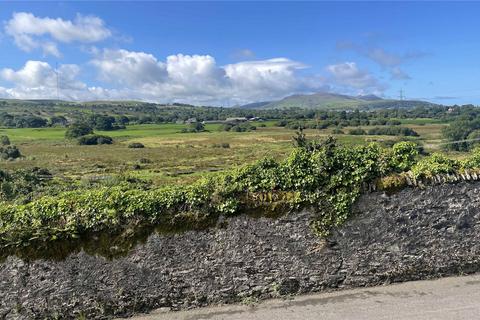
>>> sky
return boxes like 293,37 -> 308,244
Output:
0,1 -> 479,106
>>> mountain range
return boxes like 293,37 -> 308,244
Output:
239,92 -> 438,110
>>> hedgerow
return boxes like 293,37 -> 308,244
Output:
3,136 -> 480,250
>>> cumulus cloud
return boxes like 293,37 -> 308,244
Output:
91,49 -> 167,86
0,60 -> 92,100
4,12 -> 111,56
1,51 -> 378,104
88,49 -> 323,104
326,62 -> 385,93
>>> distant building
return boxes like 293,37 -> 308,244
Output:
225,117 -> 247,123
185,118 -> 197,124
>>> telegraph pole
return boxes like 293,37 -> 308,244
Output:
55,62 -> 60,101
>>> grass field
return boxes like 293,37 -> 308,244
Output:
0,121 -> 453,186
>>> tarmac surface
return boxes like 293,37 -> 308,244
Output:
125,274 -> 480,320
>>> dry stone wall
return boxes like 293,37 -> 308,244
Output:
2,181 -> 480,319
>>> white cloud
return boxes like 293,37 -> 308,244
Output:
0,52 -> 361,104
0,60 -> 91,100
326,62 -> 385,93
91,49 -> 167,86
88,49 -> 324,104
4,12 -> 111,56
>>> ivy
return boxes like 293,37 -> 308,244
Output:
0,136 -> 472,250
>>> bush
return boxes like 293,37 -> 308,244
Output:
5,134 -> 480,251
77,134 -> 113,145
182,122 -> 205,133
331,128 -> 344,134
128,142 -> 145,148
367,126 -> 419,136
348,128 -> 366,135
65,123 -> 93,139
0,167 -> 52,201
212,143 -> 230,148
220,122 -> 256,132
461,147 -> 480,169
379,141 -> 419,174
411,153 -> 460,178
0,145 -> 21,160
0,135 -> 10,146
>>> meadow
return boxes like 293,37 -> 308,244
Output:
0,120 -> 452,187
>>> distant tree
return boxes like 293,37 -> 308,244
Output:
49,116 -> 68,127
116,115 -> 130,125
87,114 -> 117,131
15,116 -> 48,128
65,123 -> 94,139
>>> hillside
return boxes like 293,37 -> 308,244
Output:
240,92 -> 438,110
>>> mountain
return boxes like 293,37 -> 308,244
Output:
239,92 -> 438,110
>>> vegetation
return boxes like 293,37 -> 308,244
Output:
0,145 -> 21,160
77,134 -> 113,145
0,135 -> 10,146
128,142 -> 145,148
367,126 -> 419,136
181,122 -> 205,133
65,123 -> 94,139
2,99 -> 480,254
220,122 -> 256,132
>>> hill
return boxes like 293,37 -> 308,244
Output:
240,92 -> 438,110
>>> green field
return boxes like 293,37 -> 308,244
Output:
0,121 -> 453,186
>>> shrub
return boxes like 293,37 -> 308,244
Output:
411,153 -> 460,178
128,142 -> 145,148
77,134 -> 113,145
0,135 -> 10,146
221,122 -> 256,132
182,122 -> 205,133
379,141 -> 419,174
139,158 -> 151,164
367,126 -> 419,136
461,147 -> 480,169
0,145 -> 21,160
331,128 -> 344,134
65,123 -> 93,139
212,143 -> 230,148
348,128 -> 366,135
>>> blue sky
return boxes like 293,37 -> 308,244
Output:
0,1 -> 479,106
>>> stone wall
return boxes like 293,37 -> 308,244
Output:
2,182 -> 480,319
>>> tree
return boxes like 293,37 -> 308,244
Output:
65,123 -> 94,139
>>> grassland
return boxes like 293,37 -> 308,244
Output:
0,120 -> 453,186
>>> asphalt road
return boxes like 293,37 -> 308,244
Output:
125,274 -> 480,320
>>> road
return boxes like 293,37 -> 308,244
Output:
125,274 -> 480,320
